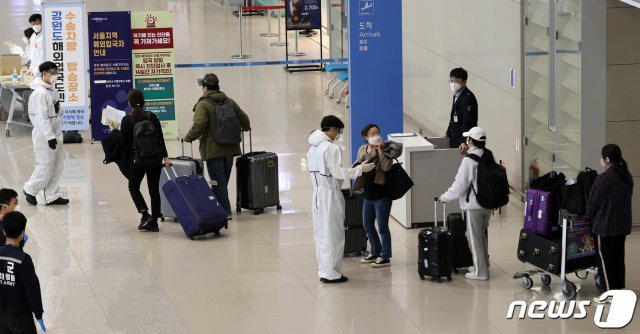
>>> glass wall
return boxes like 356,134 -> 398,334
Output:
524,0 -> 582,185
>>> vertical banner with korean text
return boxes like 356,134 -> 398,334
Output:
43,2 -> 89,131
88,11 -> 134,141
348,0 -> 403,161
131,11 -> 178,138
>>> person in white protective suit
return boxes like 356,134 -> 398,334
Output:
23,61 -> 69,206
28,14 -> 44,75
307,116 -> 375,283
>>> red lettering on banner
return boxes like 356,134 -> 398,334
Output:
131,28 -> 174,49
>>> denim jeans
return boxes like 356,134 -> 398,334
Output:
206,156 -> 234,215
362,197 -> 392,259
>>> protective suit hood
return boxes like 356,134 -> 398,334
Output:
308,129 -> 331,147
29,77 -> 51,91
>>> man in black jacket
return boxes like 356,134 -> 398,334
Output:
0,212 -> 45,333
445,68 -> 478,154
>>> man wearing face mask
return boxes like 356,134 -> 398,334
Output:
23,61 -> 69,206
445,68 -> 478,154
28,14 -> 44,75
307,116 -> 375,283
0,189 -> 27,249
183,73 -> 251,217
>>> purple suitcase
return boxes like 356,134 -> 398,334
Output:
162,167 -> 228,239
524,189 -> 558,236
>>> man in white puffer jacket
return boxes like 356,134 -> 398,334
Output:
438,127 -> 491,280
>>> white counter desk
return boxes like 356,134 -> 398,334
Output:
388,134 -> 463,228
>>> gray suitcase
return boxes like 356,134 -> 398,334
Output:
235,131 -> 282,215
160,142 -> 204,221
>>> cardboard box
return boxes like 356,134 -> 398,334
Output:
0,54 -> 21,76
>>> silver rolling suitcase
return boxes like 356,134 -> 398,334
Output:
160,142 -> 204,221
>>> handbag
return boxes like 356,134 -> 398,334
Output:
385,161 -> 414,200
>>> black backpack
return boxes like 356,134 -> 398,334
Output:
132,112 -> 164,165
561,167 -> 598,215
465,149 -> 510,210
200,97 -> 242,146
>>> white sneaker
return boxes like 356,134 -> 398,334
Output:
465,273 -> 489,281
468,266 -> 475,273
371,258 -> 390,268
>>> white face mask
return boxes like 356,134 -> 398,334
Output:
33,24 -> 42,33
23,37 -> 30,44
50,74 -> 59,84
14,204 -> 22,212
600,158 -> 607,168
368,135 -> 381,146
450,82 -> 462,93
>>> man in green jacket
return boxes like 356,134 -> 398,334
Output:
183,73 -> 251,216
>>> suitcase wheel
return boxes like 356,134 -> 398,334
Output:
562,280 -> 577,300
447,275 -> 452,281
453,268 -> 459,274
419,274 -> 425,281
236,207 -> 242,214
522,276 -> 534,289
540,274 -> 551,286
276,204 -> 282,211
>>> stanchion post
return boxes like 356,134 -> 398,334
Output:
288,31 -> 306,57
232,5 -> 251,59
270,6 -> 287,47
260,1 -> 277,37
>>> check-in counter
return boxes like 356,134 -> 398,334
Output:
388,134 -> 463,228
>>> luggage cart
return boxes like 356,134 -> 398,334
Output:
513,210 -> 598,300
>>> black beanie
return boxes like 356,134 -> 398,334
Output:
320,115 -> 344,130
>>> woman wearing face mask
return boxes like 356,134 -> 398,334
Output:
585,144 -> 633,301
110,89 -> 171,232
356,124 -> 394,267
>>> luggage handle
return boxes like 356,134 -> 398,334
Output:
242,129 -> 252,155
163,165 -> 179,180
433,197 -> 446,228
179,140 -> 194,159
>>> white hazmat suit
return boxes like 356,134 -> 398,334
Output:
23,77 -> 64,204
307,129 -> 364,280
29,32 -> 44,74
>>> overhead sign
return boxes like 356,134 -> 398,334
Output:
43,2 -> 89,131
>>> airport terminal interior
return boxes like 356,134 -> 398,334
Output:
1,0 -> 640,333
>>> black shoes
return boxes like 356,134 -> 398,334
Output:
138,212 -> 151,230
320,276 -> 349,284
23,191 -> 37,205
45,197 -> 69,206
138,213 -> 159,232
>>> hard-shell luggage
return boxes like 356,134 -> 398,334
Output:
516,228 -> 595,275
162,167 -> 228,239
418,199 -> 453,282
342,188 -> 367,256
236,131 -> 281,214
447,212 -> 473,272
524,189 -> 558,236
160,142 -> 204,221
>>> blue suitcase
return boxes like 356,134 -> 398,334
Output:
162,167 -> 228,239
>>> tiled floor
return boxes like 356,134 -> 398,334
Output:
1,1 -> 639,333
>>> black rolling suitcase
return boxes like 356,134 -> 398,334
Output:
447,212 -> 473,272
342,188 -> 367,256
236,130 -> 282,215
418,198 -> 453,282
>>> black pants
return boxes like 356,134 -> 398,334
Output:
128,163 -> 162,219
596,234 -> 626,291
0,313 -> 36,334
